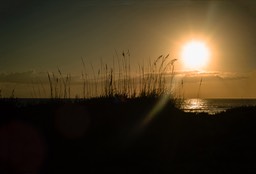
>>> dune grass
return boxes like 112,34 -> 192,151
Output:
46,52 -> 178,100
0,52 -> 178,101
47,70 -> 71,99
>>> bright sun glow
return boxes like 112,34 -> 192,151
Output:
181,41 -> 210,69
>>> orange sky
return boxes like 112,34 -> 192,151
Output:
1,0 -> 256,98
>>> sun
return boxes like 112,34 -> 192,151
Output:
181,40 -> 210,70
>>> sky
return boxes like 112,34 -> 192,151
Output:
1,0 -> 256,98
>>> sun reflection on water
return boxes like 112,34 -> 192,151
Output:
181,99 -> 209,113
180,98 -> 256,115
185,99 -> 204,110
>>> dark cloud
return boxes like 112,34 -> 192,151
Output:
0,71 -> 46,83
173,70 -> 249,84
0,70 -> 84,85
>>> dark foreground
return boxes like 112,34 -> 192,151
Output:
1,98 -> 256,174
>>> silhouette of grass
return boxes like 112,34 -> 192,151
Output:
47,70 -> 71,99
87,52 -> 177,99
0,52 -> 178,100
44,52 -> 178,100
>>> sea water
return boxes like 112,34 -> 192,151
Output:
180,99 -> 256,115
2,98 -> 256,115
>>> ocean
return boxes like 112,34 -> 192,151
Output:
180,99 -> 256,115
2,98 -> 256,115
